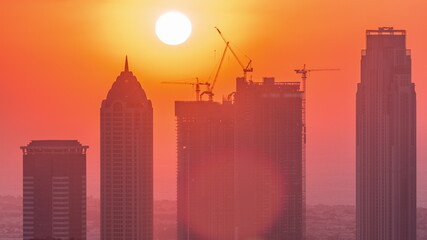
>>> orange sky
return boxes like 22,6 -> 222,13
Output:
1,0 -> 427,205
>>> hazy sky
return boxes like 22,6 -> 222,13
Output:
1,0 -> 427,206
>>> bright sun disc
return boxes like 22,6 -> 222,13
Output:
155,11 -> 192,45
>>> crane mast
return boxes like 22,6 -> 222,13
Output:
211,42 -> 229,92
294,65 -> 339,238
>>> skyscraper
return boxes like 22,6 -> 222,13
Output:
101,57 -> 153,240
234,77 -> 305,240
175,100 -> 234,240
21,140 -> 88,240
356,27 -> 416,240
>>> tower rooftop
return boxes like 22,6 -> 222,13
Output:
104,56 -> 149,106
21,140 -> 88,155
367,27 -> 406,36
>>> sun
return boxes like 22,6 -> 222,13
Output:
155,11 -> 192,45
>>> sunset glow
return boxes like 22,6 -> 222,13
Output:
3,0 -> 427,239
2,0 -> 427,210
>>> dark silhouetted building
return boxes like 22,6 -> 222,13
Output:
175,100 -> 234,240
234,77 -> 305,240
21,140 -> 88,240
101,57 -> 153,240
356,27 -> 416,240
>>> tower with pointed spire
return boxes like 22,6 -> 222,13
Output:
101,57 -> 153,240
125,55 -> 129,72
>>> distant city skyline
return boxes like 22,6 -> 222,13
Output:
2,10 -> 427,240
5,21 -> 422,240
3,0 -> 427,207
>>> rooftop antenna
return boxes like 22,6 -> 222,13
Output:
124,55 -> 129,72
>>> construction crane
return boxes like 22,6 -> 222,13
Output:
200,40 -> 229,102
168,28 -> 252,102
294,64 -> 340,93
294,64 -> 340,141
210,41 -> 229,95
294,64 -> 339,230
215,27 -> 253,81
162,78 -> 210,101
200,27 -> 253,101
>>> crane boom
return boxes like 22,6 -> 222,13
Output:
162,78 -> 210,101
294,65 -> 340,225
294,64 -> 340,146
162,82 -> 197,85
214,27 -> 253,80
211,42 -> 229,92
294,64 -> 340,92
304,69 -> 341,71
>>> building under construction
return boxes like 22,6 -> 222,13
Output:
175,27 -> 305,240
234,77 -> 305,240
176,100 -> 235,240
174,78 -> 305,240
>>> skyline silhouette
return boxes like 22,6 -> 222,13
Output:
2,1 -> 427,207
8,25 -> 422,240
2,2 -> 427,240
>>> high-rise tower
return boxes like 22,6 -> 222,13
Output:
356,27 -> 416,240
101,57 -> 153,240
21,140 -> 88,240
175,100 -> 234,240
234,77 -> 304,240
